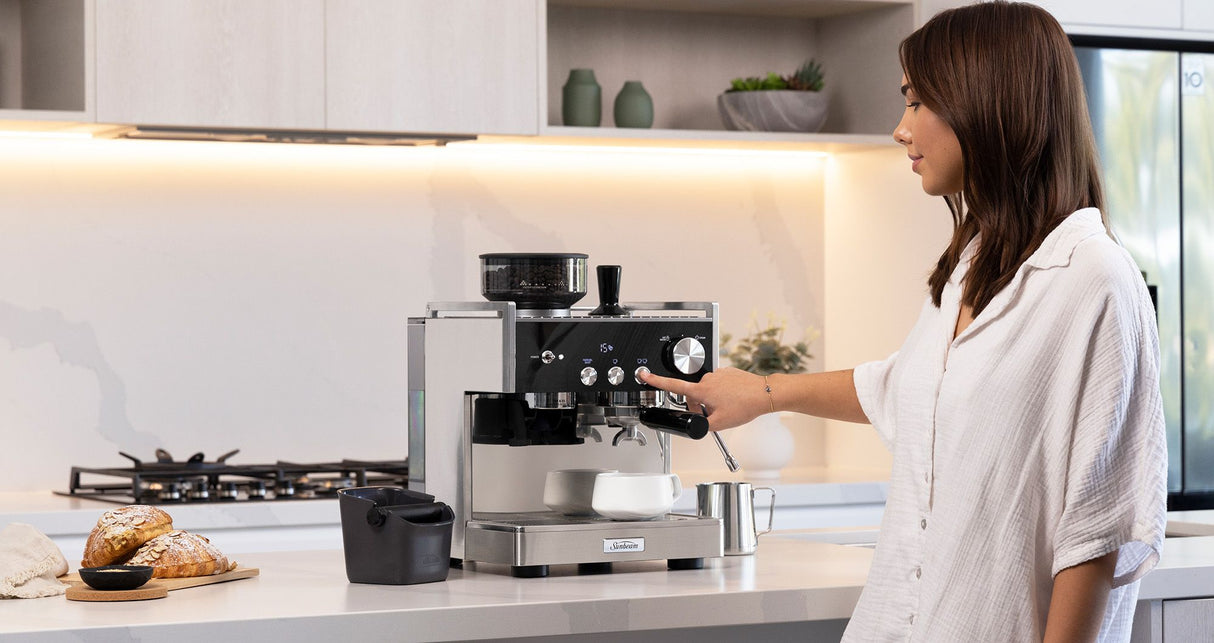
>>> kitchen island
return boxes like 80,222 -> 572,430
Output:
1,538 -> 867,642
5,534 -> 1214,641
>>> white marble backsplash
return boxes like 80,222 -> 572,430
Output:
0,138 -> 826,491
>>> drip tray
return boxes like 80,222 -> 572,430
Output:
465,511 -> 722,567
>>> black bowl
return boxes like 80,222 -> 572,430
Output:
78,565 -> 154,591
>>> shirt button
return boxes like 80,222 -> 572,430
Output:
909,614 -> 917,625
915,566 -> 922,579
920,518 -> 927,530
923,472 -> 930,483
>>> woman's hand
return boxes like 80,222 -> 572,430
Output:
638,367 -> 770,431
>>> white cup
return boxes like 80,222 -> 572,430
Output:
591,472 -> 683,521
543,469 -> 617,516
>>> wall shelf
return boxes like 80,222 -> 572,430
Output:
530,126 -> 895,153
544,0 -> 914,144
549,0 -> 912,20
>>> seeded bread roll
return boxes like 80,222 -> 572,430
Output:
126,530 -> 236,578
81,505 -> 174,568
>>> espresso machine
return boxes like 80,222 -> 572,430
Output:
407,254 -> 724,577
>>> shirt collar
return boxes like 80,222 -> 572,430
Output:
953,208 -> 1107,281
1022,207 -> 1107,271
948,208 -> 1107,344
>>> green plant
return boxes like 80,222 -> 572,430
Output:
721,315 -> 819,376
726,58 -> 825,93
788,59 -> 825,91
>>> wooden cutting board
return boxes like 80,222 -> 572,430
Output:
63,566 -> 259,602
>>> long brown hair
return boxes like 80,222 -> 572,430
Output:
901,1 -> 1106,314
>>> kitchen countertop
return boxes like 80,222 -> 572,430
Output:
0,538 -> 871,642
1164,509 -> 1214,536
5,534 -> 1214,642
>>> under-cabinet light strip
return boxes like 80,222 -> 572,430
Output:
0,130 -> 97,140
444,141 -> 830,159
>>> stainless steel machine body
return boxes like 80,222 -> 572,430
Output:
407,300 -> 723,576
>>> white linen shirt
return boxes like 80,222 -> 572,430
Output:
842,208 -> 1167,642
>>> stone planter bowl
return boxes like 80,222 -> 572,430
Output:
717,90 -> 828,133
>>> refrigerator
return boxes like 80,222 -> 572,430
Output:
1074,39 -> 1214,508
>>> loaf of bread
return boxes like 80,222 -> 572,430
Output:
81,505 -> 174,568
126,530 -> 237,578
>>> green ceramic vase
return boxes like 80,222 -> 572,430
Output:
613,81 -> 654,128
562,69 -> 602,127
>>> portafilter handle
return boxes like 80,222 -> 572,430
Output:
638,407 -> 709,440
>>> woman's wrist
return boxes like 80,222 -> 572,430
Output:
763,373 -> 779,413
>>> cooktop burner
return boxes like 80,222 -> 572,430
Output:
55,449 -> 408,504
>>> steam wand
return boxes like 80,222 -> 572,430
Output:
702,404 -> 741,473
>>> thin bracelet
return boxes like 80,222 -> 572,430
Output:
763,375 -> 775,412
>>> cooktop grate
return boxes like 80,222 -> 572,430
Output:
56,453 -> 408,504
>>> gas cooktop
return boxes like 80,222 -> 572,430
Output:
55,449 -> 408,504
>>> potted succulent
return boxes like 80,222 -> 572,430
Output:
717,59 -> 828,133
721,315 -> 820,479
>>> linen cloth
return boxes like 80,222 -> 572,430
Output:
842,208 -> 1167,642
0,522 -> 69,599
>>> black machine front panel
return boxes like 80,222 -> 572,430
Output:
514,318 -> 713,393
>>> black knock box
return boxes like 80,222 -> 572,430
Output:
338,486 -> 454,585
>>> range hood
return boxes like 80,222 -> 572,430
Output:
123,126 -> 475,146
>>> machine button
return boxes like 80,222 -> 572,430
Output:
541,350 -> 556,364
580,367 -> 598,386
634,366 -> 651,384
667,337 -> 706,375
607,366 -> 625,385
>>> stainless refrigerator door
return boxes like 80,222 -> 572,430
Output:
1182,52 -> 1214,493
1076,46 -> 1182,490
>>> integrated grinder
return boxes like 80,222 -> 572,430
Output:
407,254 -> 724,577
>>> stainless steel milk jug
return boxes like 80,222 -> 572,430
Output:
695,481 -> 775,556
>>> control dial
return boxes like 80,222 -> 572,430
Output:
607,366 -> 626,385
666,337 -> 706,375
580,367 -> 598,386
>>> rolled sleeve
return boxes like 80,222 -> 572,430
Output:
854,352 -> 900,449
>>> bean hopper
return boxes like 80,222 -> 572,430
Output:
407,253 -> 724,577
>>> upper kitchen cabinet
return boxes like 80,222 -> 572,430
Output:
542,0 -> 913,146
95,0 -> 326,130
922,0 -> 1209,34
0,0 -> 93,121
1185,0 -> 1214,33
1024,0 -> 1181,30
326,0 -> 542,136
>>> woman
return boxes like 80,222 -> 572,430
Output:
642,2 -> 1167,641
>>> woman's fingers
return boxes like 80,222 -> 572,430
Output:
641,371 -> 709,417
638,368 -> 764,432
638,370 -> 692,396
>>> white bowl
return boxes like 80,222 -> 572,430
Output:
543,468 -> 617,516
717,90 -> 828,133
591,472 -> 683,521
